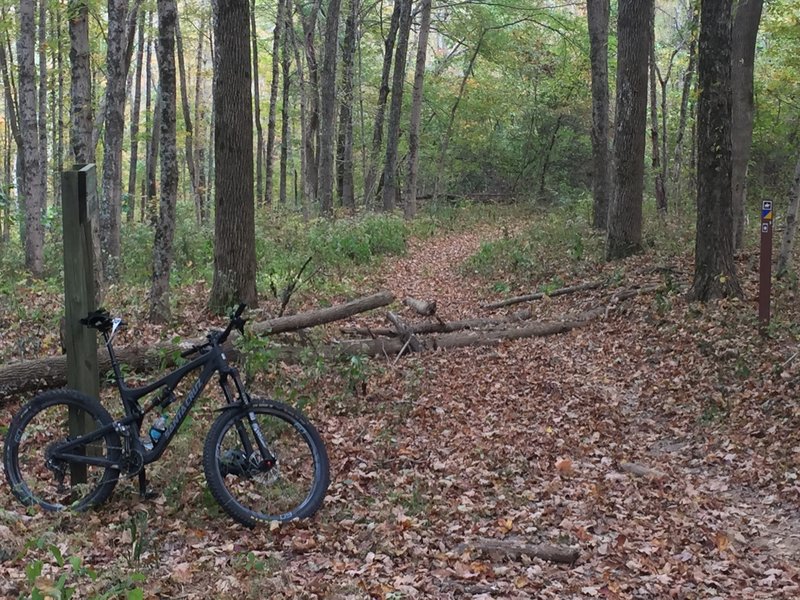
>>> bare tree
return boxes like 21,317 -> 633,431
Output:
649,10 -> 666,215
251,0 -> 265,205
175,11 -> 202,224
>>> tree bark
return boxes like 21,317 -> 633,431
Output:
672,1 -> 699,199
587,0 -> 610,230
141,11 -> 155,223
18,0 -> 45,277
68,0 -> 92,165
776,156 -> 800,278
251,0 -> 265,206
730,0 -> 764,250
337,0 -> 359,212
318,0 -> 342,217
363,0 -> 401,208
279,1 -> 292,205
649,16 -> 667,215
149,0 -> 179,323
265,0 -> 285,206
688,0 -> 743,301
37,0 -> 48,212
194,15 -> 209,224
175,11 -> 201,225
210,0 -> 258,312
381,0 -> 413,212
404,0 -> 432,220
127,8 -> 146,222
299,0 -> 321,205
606,0 -> 652,261
101,0 -> 131,278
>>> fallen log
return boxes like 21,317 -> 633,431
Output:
340,308 -> 534,338
481,279 -> 606,310
0,291 -> 394,398
454,538 -> 580,565
329,285 -> 660,359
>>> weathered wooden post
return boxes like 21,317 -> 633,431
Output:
62,164 -> 100,483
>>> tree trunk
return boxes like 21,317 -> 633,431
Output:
649,17 -> 666,215
279,1 -> 292,205
194,16 -> 208,224
265,0 -> 285,206
605,0 -> 651,261
299,0 -> 321,206
37,0 -> 48,212
363,0 -> 401,208
210,0 -> 258,313
149,0 -> 179,323
289,6 -> 309,213
587,0 -> 611,230
318,0 -> 342,217
337,0 -> 359,212
68,1 -> 92,165
18,0 -> 45,277
538,114 -> 564,197
101,0 -> 131,279
145,88 -> 162,226
54,5 -> 65,204
126,9 -> 145,223
381,0 -> 412,212
730,0 -> 764,250
403,0 -> 432,220
175,11 -> 201,226
251,0 -> 265,206
776,156 -> 800,278
141,12 -> 154,222
776,159 -> 800,278
688,0 -> 743,301
672,1 -> 699,201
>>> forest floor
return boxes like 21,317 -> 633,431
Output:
2,214 -> 800,599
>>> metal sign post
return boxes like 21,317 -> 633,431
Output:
759,200 -> 773,330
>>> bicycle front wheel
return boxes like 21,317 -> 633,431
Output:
203,399 -> 330,527
4,389 -> 121,512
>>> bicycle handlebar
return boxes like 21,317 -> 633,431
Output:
214,303 -> 248,347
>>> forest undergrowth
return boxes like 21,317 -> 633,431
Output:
1,201 -> 799,599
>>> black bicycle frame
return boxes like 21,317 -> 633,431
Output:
52,333 -> 255,470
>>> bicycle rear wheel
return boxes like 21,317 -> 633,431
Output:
203,399 -> 330,527
4,389 -> 121,512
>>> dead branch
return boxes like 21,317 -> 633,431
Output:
386,311 -> 421,354
340,308 -> 534,338
481,280 -> 606,310
455,538 -> 580,565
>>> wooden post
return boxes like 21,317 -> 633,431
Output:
62,164 -> 100,483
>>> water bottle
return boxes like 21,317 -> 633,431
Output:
140,436 -> 154,452
149,415 -> 168,444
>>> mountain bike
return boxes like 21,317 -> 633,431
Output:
3,304 -> 330,527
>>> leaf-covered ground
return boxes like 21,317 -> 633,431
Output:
1,217 -> 800,599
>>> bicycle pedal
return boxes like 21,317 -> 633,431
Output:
140,487 -> 159,501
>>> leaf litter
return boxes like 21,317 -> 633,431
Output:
1,220 -> 799,598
